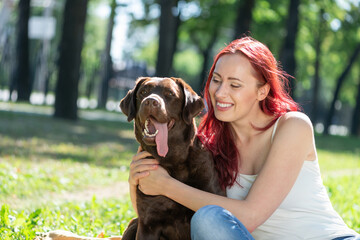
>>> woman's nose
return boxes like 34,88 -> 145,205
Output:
215,83 -> 228,98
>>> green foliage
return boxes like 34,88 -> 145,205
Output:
0,197 -> 136,239
132,38 -> 158,69
173,49 -> 202,86
296,0 -> 360,106
0,204 -> 40,240
79,0 -> 109,97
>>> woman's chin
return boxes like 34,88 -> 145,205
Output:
214,112 -> 233,122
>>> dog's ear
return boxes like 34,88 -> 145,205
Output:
120,77 -> 147,122
173,77 -> 205,125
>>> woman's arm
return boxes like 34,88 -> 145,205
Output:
139,112 -> 315,232
243,112 -> 315,230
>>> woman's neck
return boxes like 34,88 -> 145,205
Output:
230,111 -> 274,143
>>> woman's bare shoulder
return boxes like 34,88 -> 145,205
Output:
275,112 -> 314,141
280,112 -> 313,129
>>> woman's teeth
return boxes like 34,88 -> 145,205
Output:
217,102 -> 232,107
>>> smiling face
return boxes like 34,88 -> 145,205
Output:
120,76 -> 204,158
208,53 -> 268,125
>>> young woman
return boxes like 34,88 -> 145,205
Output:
128,37 -> 359,240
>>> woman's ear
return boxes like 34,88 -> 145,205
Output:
257,83 -> 270,101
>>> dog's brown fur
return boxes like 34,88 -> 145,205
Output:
120,77 -> 223,240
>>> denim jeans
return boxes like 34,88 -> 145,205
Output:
190,205 -> 360,240
333,236 -> 360,240
191,205 -> 254,240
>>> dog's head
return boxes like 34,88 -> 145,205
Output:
120,77 -> 204,158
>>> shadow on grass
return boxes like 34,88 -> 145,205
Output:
0,109 -> 139,167
315,134 -> 360,154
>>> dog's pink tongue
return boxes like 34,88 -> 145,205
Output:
153,121 -> 168,157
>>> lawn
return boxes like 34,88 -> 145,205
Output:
0,103 -> 359,239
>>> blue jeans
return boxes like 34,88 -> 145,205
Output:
191,205 -> 360,240
191,205 -> 254,240
333,236 -> 360,240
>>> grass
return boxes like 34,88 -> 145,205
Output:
0,104 -> 137,239
0,103 -> 359,239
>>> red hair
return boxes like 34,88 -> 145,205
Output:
198,37 -> 299,190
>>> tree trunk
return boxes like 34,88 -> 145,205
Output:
54,0 -> 88,120
324,43 -> 360,135
350,74 -> 360,136
155,0 -> 179,77
198,30 -> 218,93
233,0 -> 255,40
279,0 -> 300,99
97,0 -> 117,109
311,8 -> 325,123
87,67 -> 98,100
12,0 -> 31,102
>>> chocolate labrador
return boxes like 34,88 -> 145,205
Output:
119,77 -> 223,240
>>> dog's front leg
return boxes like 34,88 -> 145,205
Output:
136,222 -> 162,240
121,218 -> 138,240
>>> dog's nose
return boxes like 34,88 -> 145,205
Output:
144,98 -> 159,108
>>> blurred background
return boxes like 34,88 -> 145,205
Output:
0,0 -> 359,136
0,1 -> 359,237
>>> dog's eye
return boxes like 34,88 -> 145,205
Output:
140,89 -> 147,95
166,91 -> 175,97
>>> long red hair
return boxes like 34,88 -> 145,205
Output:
198,37 -> 299,190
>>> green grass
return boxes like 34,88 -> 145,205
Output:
316,134 -> 360,233
0,104 -> 359,239
0,197 -> 136,239
0,105 -> 138,239
324,175 -> 360,232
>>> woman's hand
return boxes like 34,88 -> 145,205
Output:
138,165 -> 171,196
129,147 -> 159,187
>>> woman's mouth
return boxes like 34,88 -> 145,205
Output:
216,101 -> 233,110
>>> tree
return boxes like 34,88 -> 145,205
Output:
279,0 -> 300,99
323,43 -> 360,135
233,0 -> 255,40
12,0 -> 31,102
54,0 -> 89,120
97,0 -> 118,109
351,73 -> 360,136
155,0 -> 180,77
311,8 -> 326,123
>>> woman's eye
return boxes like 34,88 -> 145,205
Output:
212,78 -> 220,83
231,84 -> 241,88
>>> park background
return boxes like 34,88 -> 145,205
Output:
0,0 -> 359,239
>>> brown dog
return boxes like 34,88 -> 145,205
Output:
119,77 -> 223,240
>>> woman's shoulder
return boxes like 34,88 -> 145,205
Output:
277,111 -> 314,137
281,112 -> 312,127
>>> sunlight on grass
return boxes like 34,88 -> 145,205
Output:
0,158 -> 129,208
324,175 -> 360,233
318,150 -> 360,172
1,197 -> 136,239
0,108 -> 136,212
0,107 -> 359,238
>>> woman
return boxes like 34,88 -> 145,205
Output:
129,37 -> 359,239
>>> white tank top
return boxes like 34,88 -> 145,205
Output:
226,117 -> 358,240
